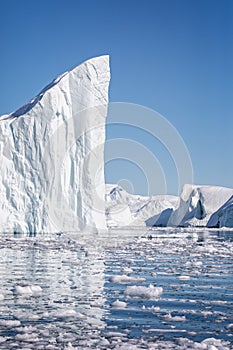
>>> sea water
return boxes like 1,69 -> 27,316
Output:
0,229 -> 232,349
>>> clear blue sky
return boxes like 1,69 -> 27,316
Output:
1,0 -> 232,195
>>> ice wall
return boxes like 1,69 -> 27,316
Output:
0,56 -> 110,233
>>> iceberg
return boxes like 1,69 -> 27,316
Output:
105,184 -> 179,227
106,184 -> 233,228
0,55 -> 110,233
207,195 -> 233,228
168,184 -> 233,227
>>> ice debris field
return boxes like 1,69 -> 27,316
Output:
0,230 -> 233,349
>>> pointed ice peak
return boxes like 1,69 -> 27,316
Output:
4,55 -> 110,121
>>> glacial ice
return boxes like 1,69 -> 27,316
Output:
168,184 -> 233,227
105,184 -> 179,227
0,55 -> 110,233
106,184 -> 233,228
208,195 -> 233,228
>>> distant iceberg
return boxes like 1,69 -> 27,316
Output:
168,184 -> 233,227
106,184 -> 233,228
105,184 -> 179,227
207,195 -> 233,228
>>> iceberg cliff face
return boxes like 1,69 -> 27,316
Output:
207,195 -> 233,228
168,184 -> 233,227
0,56 -> 110,233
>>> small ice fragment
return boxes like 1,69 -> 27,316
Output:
0,320 -> 21,327
226,323 -> 233,330
111,299 -> 127,308
125,284 -> 163,299
164,313 -> 186,322
177,275 -> 190,280
148,305 -> 160,312
0,336 -> 6,343
122,267 -> 133,275
14,285 -> 42,295
110,275 -> 146,284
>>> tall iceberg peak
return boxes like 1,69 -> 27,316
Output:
0,55 -> 110,233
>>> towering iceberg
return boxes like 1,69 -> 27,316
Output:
0,55 -> 110,233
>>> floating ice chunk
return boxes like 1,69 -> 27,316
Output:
15,333 -> 40,342
14,285 -> 42,295
163,313 -> 186,322
226,323 -> 233,330
0,336 -> 6,343
125,284 -> 163,299
111,299 -> 127,308
15,325 -> 34,333
110,274 -> 146,284
177,275 -> 190,280
147,305 -> 160,312
0,319 -> 21,327
105,332 -> 126,338
122,267 -> 133,275
201,337 -> 230,349
145,256 -> 154,261
0,294 -> 4,300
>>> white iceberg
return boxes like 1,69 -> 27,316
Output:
207,195 -> 233,228
105,184 -> 179,227
0,55 -> 110,233
106,184 -> 233,228
168,184 -> 233,227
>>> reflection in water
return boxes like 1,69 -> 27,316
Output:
0,235 -> 106,348
0,229 -> 232,349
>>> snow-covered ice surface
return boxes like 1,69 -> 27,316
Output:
0,55 -> 110,233
0,229 -> 233,349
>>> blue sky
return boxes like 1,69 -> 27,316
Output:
1,0 -> 232,195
